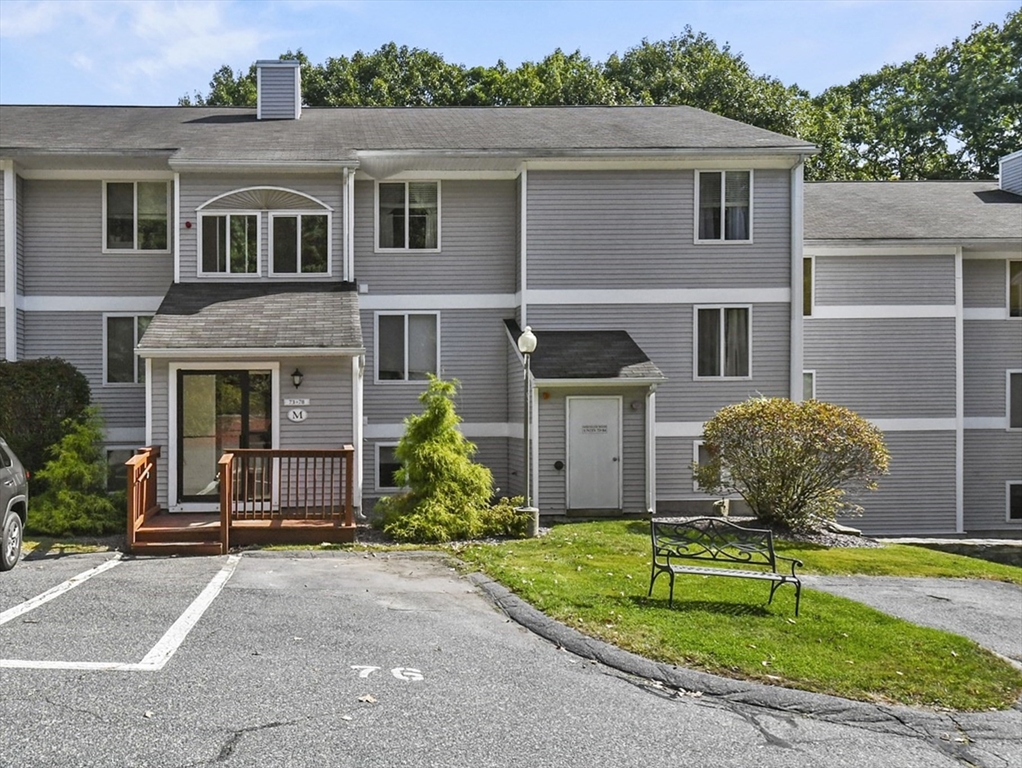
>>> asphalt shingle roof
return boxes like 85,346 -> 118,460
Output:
805,181 -> 1022,241
139,282 -> 362,352
0,105 -> 814,165
505,321 -> 664,381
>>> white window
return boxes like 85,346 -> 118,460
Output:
803,370 -> 816,401
696,171 -> 751,242
104,181 -> 170,252
1008,482 -> 1022,521
695,306 -> 751,378
270,213 -> 330,274
107,447 -> 137,492
1010,261 -> 1021,318
376,444 -> 403,491
199,213 -> 260,274
375,313 -> 439,382
105,315 -> 151,384
1009,371 -> 1021,430
692,440 -> 731,492
377,181 -> 440,251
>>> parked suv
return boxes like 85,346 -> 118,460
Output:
0,435 -> 28,571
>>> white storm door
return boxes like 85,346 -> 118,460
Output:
566,396 -> 621,510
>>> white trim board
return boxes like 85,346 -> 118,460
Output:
964,308 -> 1010,321
358,293 -> 516,311
655,422 -> 707,438
963,418 -> 1010,430
140,347 -> 364,360
810,305 -> 956,319
17,170 -> 175,181
365,422 -> 517,440
19,296 -> 165,312
871,418 -> 957,432
528,288 -> 789,305
804,244 -> 960,257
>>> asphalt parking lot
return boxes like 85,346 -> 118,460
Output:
1,551 -> 1019,768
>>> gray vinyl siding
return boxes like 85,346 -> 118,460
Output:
178,175 -> 343,281
361,308 -> 510,424
804,318 -> 956,418
536,386 -> 647,515
20,180 -> 173,295
963,259 -> 1006,308
507,334 -> 525,497
16,309 -> 25,359
964,430 -> 1022,532
151,361 -> 170,507
258,67 -> 298,120
654,436 -> 703,501
362,436 -> 509,514
21,311 -> 145,433
0,317 -> 5,359
529,303 -> 790,421
1001,154 -> 1022,196
353,179 -> 516,294
0,170 -> 5,294
277,357 -> 354,449
526,169 -> 791,290
814,254 -> 954,305
851,431 -> 957,535
964,321 -> 1022,417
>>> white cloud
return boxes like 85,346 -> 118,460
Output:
0,0 -> 62,37
70,52 -> 95,72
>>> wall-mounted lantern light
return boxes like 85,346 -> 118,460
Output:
291,368 -> 304,389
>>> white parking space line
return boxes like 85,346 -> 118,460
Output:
1,554 -> 241,672
0,554 -> 123,627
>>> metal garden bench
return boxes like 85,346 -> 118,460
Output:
648,517 -> 803,616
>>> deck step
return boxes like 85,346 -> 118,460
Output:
129,541 -> 224,557
135,527 -> 221,544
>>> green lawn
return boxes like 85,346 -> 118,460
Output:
457,520 -> 1022,711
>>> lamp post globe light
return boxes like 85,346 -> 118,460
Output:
517,326 -> 539,536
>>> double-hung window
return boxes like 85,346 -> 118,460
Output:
376,444 -> 403,491
803,257 -> 814,316
104,181 -> 169,251
271,213 -> 329,274
696,306 -> 750,378
377,182 -> 440,250
200,213 -> 260,274
1010,261 -> 1021,318
106,315 -> 151,384
696,171 -> 751,242
376,313 -> 438,381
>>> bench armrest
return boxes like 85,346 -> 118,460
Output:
774,553 -> 803,578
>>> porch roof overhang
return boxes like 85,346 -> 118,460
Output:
504,320 -> 666,383
137,281 -> 363,358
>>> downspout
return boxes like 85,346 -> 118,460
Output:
341,167 -> 350,282
173,173 -> 181,284
346,169 -> 356,283
954,247 -> 964,533
790,155 -> 806,400
352,353 -> 364,516
3,162 -> 17,360
519,166 -> 528,326
646,385 -> 657,514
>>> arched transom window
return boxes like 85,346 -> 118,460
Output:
196,187 -> 333,276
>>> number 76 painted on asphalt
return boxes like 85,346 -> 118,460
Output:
352,665 -> 424,681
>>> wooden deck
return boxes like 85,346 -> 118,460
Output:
127,445 -> 358,556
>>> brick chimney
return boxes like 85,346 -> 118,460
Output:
256,60 -> 301,120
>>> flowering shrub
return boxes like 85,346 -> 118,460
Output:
694,397 -> 889,531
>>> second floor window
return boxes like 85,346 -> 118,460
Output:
696,306 -> 750,378
201,214 -> 259,274
105,181 -> 169,251
106,315 -> 151,384
377,313 -> 438,381
271,214 -> 328,274
378,182 -> 439,250
697,171 -> 751,242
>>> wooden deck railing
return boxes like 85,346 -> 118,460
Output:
217,447 -> 356,551
126,446 -> 161,551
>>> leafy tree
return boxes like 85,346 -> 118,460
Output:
694,397 -> 889,531
376,377 -> 529,542
0,357 -> 92,478
28,408 -> 121,537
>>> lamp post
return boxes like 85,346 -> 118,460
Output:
517,325 -> 539,536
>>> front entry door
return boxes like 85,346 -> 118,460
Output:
178,370 -> 272,502
567,397 -> 621,510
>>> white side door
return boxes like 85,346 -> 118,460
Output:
566,396 -> 622,510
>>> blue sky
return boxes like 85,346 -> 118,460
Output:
0,0 -> 1016,105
